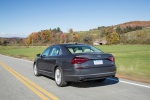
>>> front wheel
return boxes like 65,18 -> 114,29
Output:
33,63 -> 40,76
55,67 -> 67,87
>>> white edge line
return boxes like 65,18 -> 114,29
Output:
1,54 -> 150,89
108,78 -> 150,89
0,54 -> 33,63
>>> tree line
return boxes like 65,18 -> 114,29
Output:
1,25 -> 150,46
24,27 -> 79,45
98,26 -> 145,45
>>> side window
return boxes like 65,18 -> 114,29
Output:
49,46 -> 62,56
42,47 -> 51,57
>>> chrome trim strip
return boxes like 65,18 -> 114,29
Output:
65,71 -> 116,76
39,69 -> 52,73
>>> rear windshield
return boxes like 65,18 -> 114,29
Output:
66,45 -> 103,54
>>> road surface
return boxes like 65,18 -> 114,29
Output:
0,54 -> 150,100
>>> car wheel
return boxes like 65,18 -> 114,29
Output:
55,67 -> 67,87
95,78 -> 106,82
33,63 -> 40,76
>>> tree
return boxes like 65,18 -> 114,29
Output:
111,31 -> 120,44
73,33 -> 79,42
106,33 -> 113,45
83,34 -> 93,44
56,27 -> 61,32
25,36 -> 32,45
116,26 -> 122,34
31,32 -> 39,43
51,27 -> 62,33
105,27 -> 113,34
100,28 -> 106,37
2,40 -> 9,46
40,30 -> 52,43
98,26 -> 105,30
106,31 -> 119,45
60,33 -> 66,43
69,28 -> 73,33
68,28 -> 77,42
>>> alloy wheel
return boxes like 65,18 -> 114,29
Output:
55,68 -> 62,85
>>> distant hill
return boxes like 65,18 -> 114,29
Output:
1,20 -> 150,46
116,21 -> 150,28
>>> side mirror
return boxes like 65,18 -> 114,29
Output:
36,54 -> 41,57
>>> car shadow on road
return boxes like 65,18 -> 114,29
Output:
68,77 -> 119,88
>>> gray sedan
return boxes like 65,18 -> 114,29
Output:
33,43 -> 116,87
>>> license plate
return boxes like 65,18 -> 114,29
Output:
93,60 -> 103,65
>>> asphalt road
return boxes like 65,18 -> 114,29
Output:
0,54 -> 150,100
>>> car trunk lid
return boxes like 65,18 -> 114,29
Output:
72,53 -> 115,69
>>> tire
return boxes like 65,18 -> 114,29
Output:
55,67 -> 67,87
95,78 -> 106,82
33,63 -> 40,76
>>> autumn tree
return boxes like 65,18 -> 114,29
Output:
106,33 -> 113,45
51,27 -> 62,33
73,33 -> 79,42
60,33 -> 66,43
31,32 -> 39,43
111,31 -> 120,44
68,28 -> 79,42
106,31 -> 120,45
0,39 -> 9,46
69,28 -> 73,33
100,27 -> 106,37
25,32 -> 39,45
83,34 -> 93,44
65,33 -> 71,43
119,34 -> 127,44
40,30 -> 52,43
25,35 -> 32,45
116,26 -> 122,34
56,27 -> 61,32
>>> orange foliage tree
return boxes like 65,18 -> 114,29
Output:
39,30 -> 52,43
60,33 -> 66,43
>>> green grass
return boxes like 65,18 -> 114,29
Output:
96,45 -> 150,82
0,46 -> 47,60
0,45 -> 150,83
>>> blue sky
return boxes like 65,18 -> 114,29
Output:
0,0 -> 150,37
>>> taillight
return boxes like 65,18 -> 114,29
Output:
71,57 -> 88,64
108,56 -> 115,62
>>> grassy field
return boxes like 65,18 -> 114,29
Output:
0,45 -> 150,83
96,45 -> 150,83
0,46 -> 46,60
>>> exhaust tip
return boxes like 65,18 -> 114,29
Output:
79,77 -> 85,81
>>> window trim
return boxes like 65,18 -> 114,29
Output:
65,45 -> 103,54
41,47 -> 51,57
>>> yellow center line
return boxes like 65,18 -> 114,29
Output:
0,62 -> 59,100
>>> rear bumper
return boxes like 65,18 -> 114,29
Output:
63,66 -> 116,82
64,71 -> 116,82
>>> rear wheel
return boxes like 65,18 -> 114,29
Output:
33,63 -> 40,76
55,67 -> 67,87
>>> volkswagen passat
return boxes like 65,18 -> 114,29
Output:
33,43 -> 116,87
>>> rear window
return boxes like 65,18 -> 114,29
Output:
66,45 -> 103,54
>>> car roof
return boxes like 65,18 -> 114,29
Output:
51,43 -> 87,47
